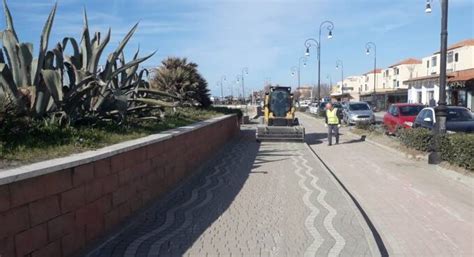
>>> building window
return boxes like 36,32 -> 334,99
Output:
431,56 -> 437,67
426,60 -> 430,68
455,53 -> 459,62
417,92 -> 422,104
394,68 -> 399,75
397,81 -> 400,88
427,91 -> 434,102
365,84 -> 368,91
447,51 -> 454,63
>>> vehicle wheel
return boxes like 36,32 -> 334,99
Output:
293,118 -> 300,126
394,126 -> 403,137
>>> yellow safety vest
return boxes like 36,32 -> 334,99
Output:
326,108 -> 339,125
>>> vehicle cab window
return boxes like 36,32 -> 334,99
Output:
416,110 -> 427,123
423,110 -> 434,124
392,107 -> 399,116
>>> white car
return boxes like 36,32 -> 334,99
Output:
308,103 -> 319,114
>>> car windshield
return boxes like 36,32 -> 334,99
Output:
349,103 -> 370,111
399,106 -> 424,116
447,108 -> 473,122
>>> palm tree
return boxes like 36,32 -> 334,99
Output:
151,57 -> 211,107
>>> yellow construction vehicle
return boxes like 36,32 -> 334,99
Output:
256,86 -> 305,142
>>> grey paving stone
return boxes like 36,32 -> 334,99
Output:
84,129 -> 376,257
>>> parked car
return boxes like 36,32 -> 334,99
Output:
317,102 -> 328,116
413,106 -> 474,133
342,102 -> 375,125
384,103 -> 425,134
308,103 -> 319,114
317,102 -> 342,117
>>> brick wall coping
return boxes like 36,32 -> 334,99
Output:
0,114 -> 236,186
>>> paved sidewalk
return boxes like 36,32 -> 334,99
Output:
299,113 -> 474,257
84,129 -> 377,257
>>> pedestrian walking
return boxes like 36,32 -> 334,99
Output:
324,103 -> 343,146
429,97 -> 436,107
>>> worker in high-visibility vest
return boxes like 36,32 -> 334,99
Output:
324,103 -> 343,146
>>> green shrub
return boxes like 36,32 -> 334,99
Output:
399,128 -> 433,152
399,128 -> 474,171
355,122 -> 381,133
208,106 -> 243,118
440,133 -> 474,170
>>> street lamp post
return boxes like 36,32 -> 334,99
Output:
304,20 -> 334,105
219,75 -> 226,101
365,42 -> 377,109
237,67 -> 249,104
290,66 -> 298,87
426,0 -> 449,164
297,56 -> 307,89
336,59 -> 344,95
326,74 -> 332,88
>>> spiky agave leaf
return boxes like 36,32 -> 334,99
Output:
136,88 -> 180,100
32,2 -> 57,86
0,63 -> 19,101
88,28 -> 111,74
107,51 -> 155,83
80,9 -> 92,71
131,98 -> 175,108
101,23 -> 139,80
41,69 -> 63,106
2,0 -> 18,41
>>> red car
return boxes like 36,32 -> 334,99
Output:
384,103 -> 425,134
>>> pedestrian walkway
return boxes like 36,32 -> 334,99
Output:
299,113 -> 474,257
84,129 -> 378,257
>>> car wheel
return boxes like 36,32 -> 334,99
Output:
394,125 -> 403,137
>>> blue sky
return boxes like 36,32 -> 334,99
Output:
3,0 -> 474,97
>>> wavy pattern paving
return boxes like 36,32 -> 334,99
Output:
291,148 -> 323,257
85,131 -> 376,257
300,154 -> 346,257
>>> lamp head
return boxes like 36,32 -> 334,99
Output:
328,30 -> 333,39
366,48 -> 370,55
303,62 -> 307,67
425,1 -> 432,13
305,48 -> 310,56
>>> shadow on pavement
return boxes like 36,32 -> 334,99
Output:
341,135 -> 366,145
305,132 -> 328,145
84,129 -> 261,257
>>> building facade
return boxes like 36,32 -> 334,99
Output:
405,39 -> 474,109
331,76 -> 364,102
333,38 -> 474,111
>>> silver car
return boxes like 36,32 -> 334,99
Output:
343,102 -> 376,125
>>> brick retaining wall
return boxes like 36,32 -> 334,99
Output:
0,115 -> 239,257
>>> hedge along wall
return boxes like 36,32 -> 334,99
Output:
0,115 -> 240,257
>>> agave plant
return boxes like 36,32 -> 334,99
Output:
0,0 -> 177,125
0,0 -> 57,116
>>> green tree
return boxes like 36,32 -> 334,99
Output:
151,57 -> 211,107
